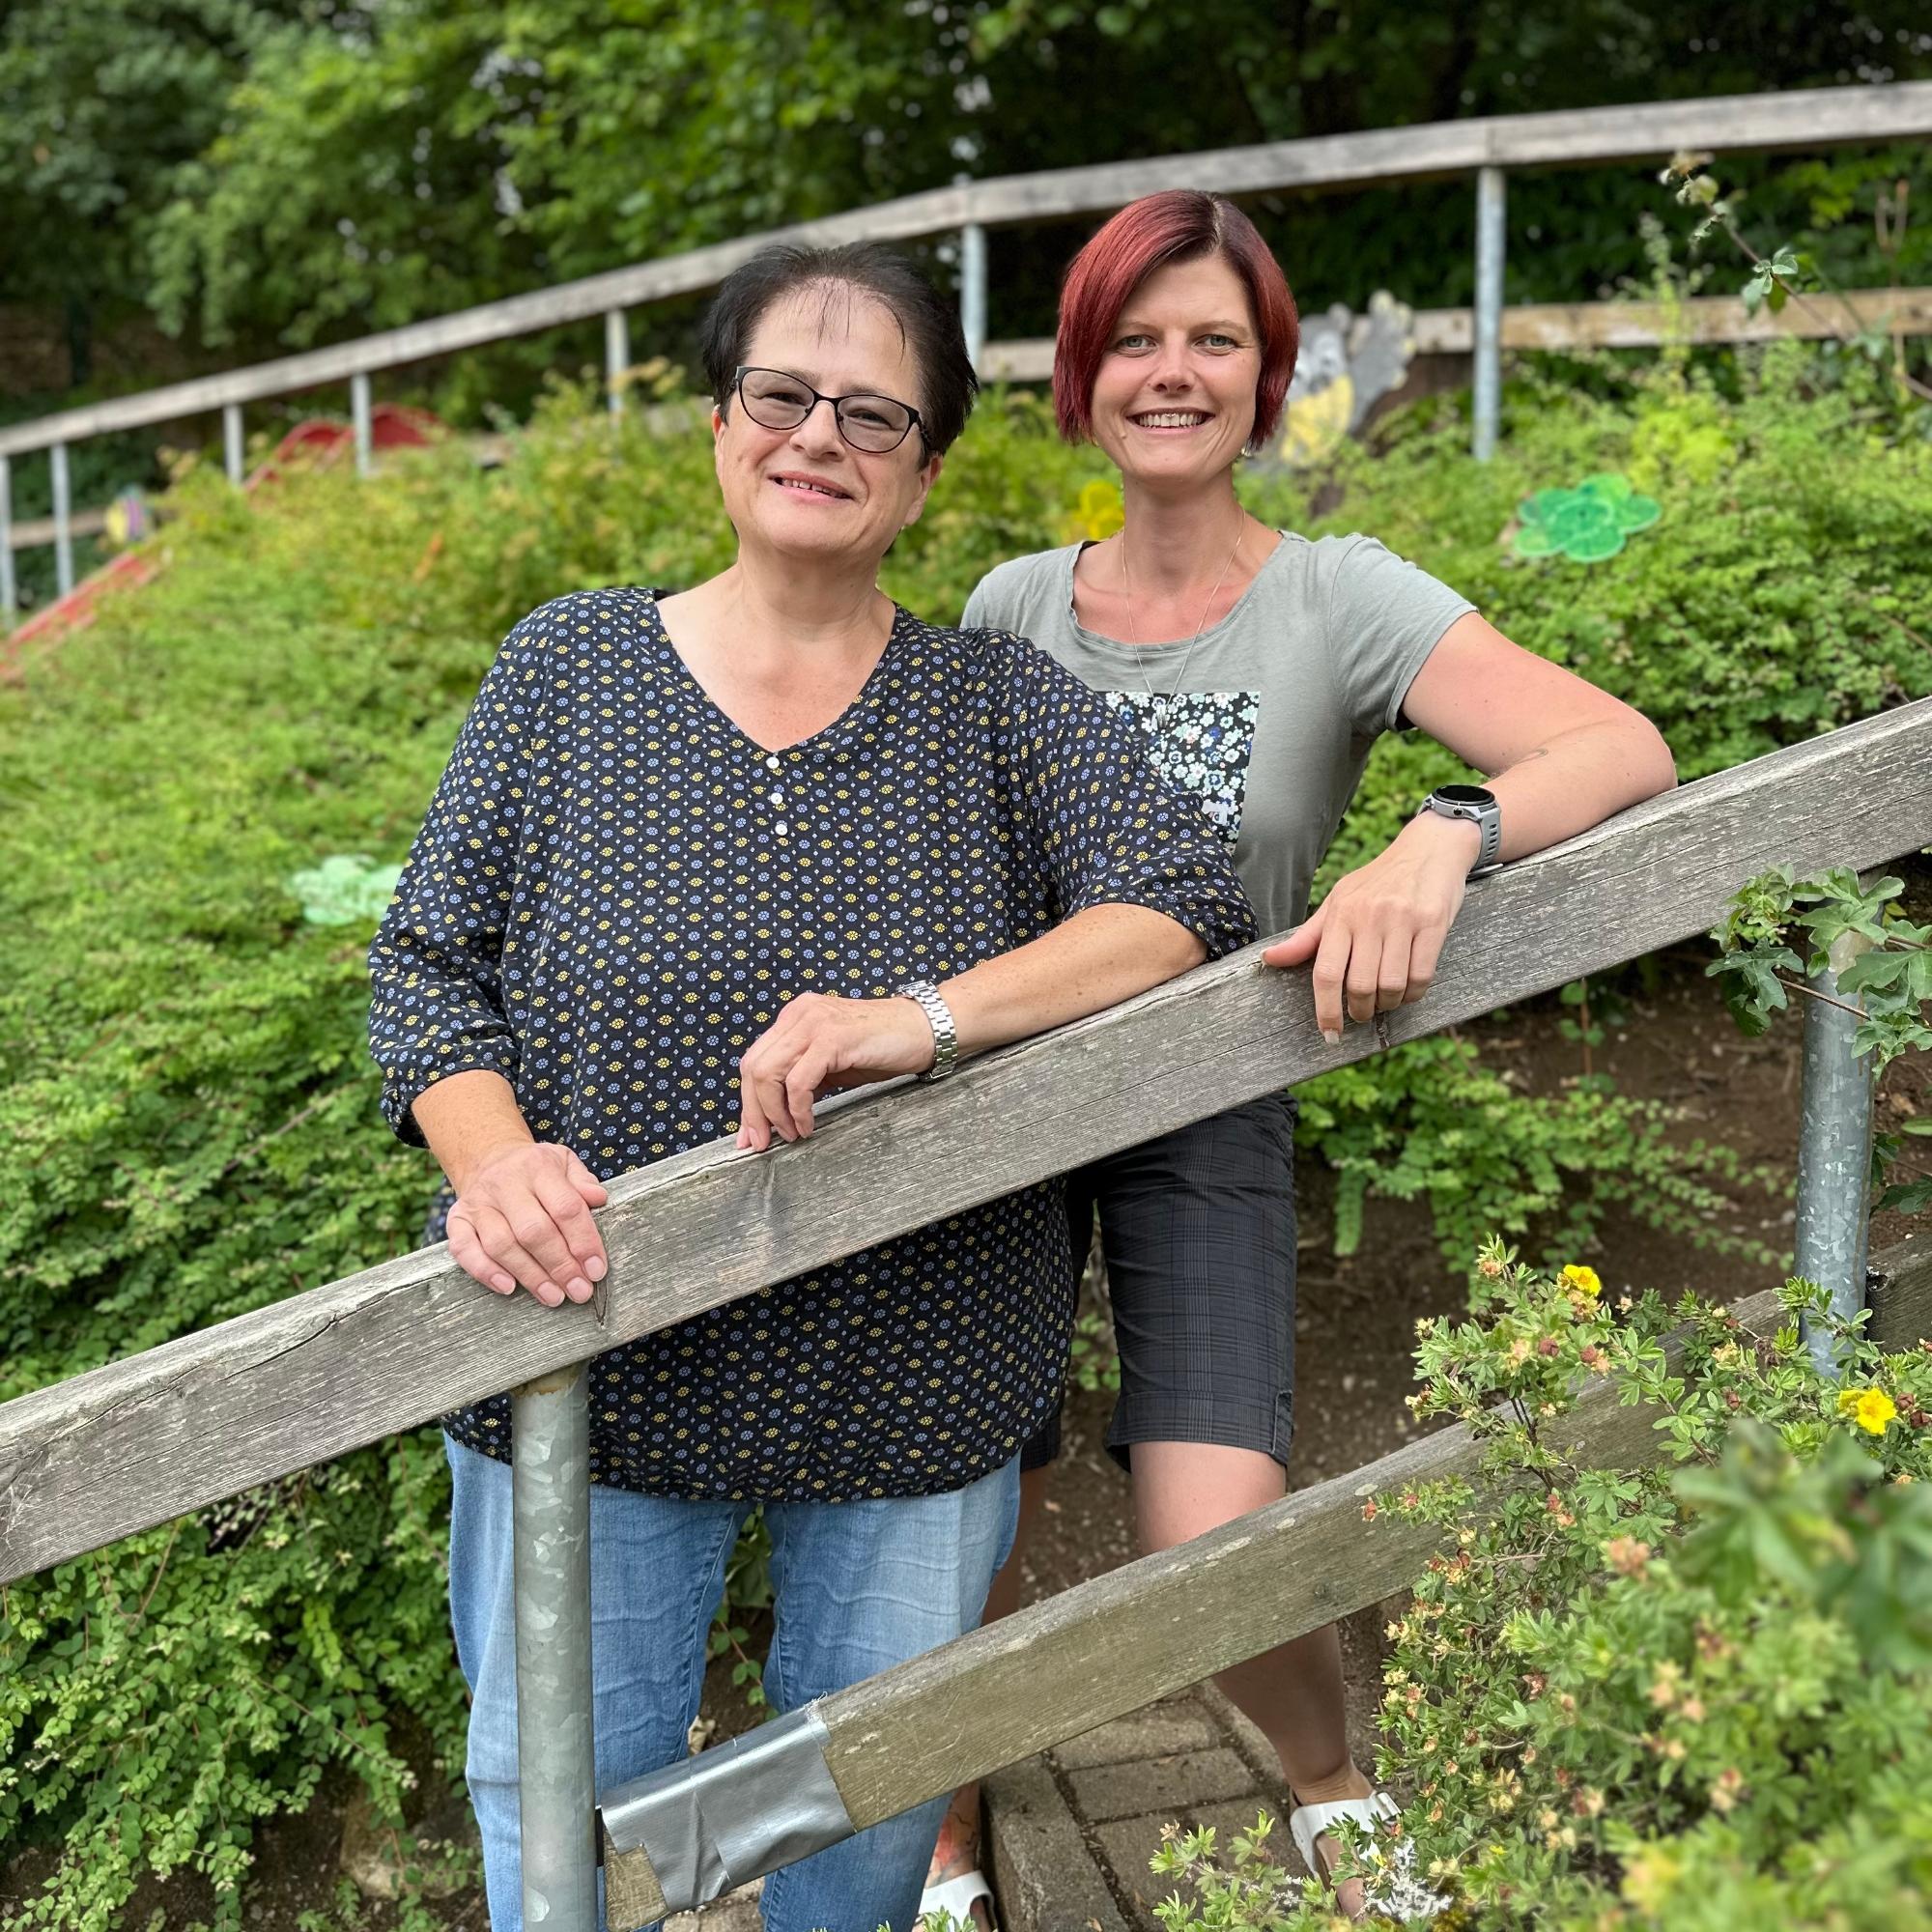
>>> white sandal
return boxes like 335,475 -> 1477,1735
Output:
917,1868 -> 997,1931
1289,1790 -> 1448,1922
1289,1787 -> 1400,1880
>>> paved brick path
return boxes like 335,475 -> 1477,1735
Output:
982,1683 -> 1291,1931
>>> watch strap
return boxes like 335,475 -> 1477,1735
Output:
897,981 -> 959,1081
1418,789 -> 1502,871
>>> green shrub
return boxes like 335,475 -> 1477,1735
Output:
1148,1249 -> 1932,1929
1294,1034 -> 1783,1274
3,345 -> 1928,1921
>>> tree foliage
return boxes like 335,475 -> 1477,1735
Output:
0,0 -> 317,381
8,1 -> 1930,382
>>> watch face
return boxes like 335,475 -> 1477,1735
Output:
1435,784 -> 1495,806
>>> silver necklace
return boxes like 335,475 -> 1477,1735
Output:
1116,514 -> 1246,741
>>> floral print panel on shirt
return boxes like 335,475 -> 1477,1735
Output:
1101,689 -> 1262,845
367,590 -> 1255,1502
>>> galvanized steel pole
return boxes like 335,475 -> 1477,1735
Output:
1795,928 -> 1877,1375
512,1362 -> 599,1929
351,374 -> 373,478
223,405 -> 246,486
0,455 -> 14,617
606,309 -> 631,417
1472,166 -> 1506,461
959,223 -> 988,376
50,441 -> 73,596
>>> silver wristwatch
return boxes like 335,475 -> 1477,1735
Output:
1417,784 -> 1502,873
897,980 -> 959,1081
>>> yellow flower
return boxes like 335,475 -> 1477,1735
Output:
1837,1386 -> 1897,1435
1065,478 -> 1124,540
1560,1264 -> 1603,1297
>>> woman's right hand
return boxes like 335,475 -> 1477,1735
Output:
445,1142 -> 610,1309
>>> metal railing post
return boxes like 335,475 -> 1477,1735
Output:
0,455 -> 14,617
512,1362 -> 599,1928
606,309 -> 631,418
223,405 -> 245,485
1796,929 -> 1877,1375
50,441 -> 74,596
959,222 -> 988,376
351,374 -> 373,477
1472,166 -> 1506,461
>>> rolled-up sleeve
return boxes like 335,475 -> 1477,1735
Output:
367,614 -> 549,1146
989,631 -> 1257,959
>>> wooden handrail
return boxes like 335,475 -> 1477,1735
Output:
1,82 -> 1928,460
603,1236 -> 1932,1921
980,285 -> 1932,380
3,696 -> 1931,1584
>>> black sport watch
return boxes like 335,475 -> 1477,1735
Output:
1416,784 -> 1502,873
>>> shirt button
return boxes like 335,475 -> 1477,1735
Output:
764,753 -> 781,773
769,789 -> 785,808
774,821 -> 790,838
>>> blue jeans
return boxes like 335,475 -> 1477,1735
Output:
446,1435 -> 1020,1932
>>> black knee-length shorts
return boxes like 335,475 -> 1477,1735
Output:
1024,1093 -> 1297,1475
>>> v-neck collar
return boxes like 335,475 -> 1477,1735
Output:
639,589 -> 910,759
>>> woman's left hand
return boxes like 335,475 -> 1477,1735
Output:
1262,812 -> 1478,1040
736,992 -> 938,1149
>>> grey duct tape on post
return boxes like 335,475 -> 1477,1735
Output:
600,1703 -> 855,1912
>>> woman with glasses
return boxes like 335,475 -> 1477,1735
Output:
923,191 -> 1674,1925
367,240 -> 1254,1932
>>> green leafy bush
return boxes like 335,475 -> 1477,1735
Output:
3,343 -> 1929,1921
1147,1249 -> 1932,1929
1293,1034 -> 1783,1274
1710,866 -> 1932,1215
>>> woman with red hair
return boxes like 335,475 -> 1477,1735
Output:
922,190 -> 1674,1924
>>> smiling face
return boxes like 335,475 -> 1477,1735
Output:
1088,252 -> 1262,491
712,281 -> 943,573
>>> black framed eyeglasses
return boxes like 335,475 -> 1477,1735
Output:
730,365 -> 928,454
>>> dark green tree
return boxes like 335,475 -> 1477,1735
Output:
0,0 -> 322,386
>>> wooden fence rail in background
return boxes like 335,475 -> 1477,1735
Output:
605,1236 -> 1932,1921
6,82 -> 1925,464
4,693 -> 1931,1586
5,80 -> 1931,605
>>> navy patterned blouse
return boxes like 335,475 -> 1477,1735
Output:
368,587 -> 1254,1501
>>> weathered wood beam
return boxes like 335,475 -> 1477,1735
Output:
958,84 -> 1932,229
3,696 -> 1931,1584
4,83 -> 1928,458
979,286 -> 1932,381
604,1241 -> 1932,1924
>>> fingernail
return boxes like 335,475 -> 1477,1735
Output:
566,1277 -> 592,1303
537,1282 -> 559,1306
585,1257 -> 607,1283
1321,1029 -> 1341,1046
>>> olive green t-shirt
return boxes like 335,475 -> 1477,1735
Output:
962,533 -> 1474,937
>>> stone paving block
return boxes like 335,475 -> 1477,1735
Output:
1092,1809 -> 1176,1928
1066,1746 -> 1259,1826
985,1756 -> 1130,1932
1051,1696 -> 1218,1771
1184,1799 -> 1289,1860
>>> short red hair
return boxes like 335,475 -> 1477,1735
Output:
1054,191 -> 1299,452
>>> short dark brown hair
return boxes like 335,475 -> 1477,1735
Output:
699,242 -> 979,455
1054,191 -> 1299,452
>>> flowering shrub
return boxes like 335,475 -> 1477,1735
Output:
1146,1243 -> 1932,1928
